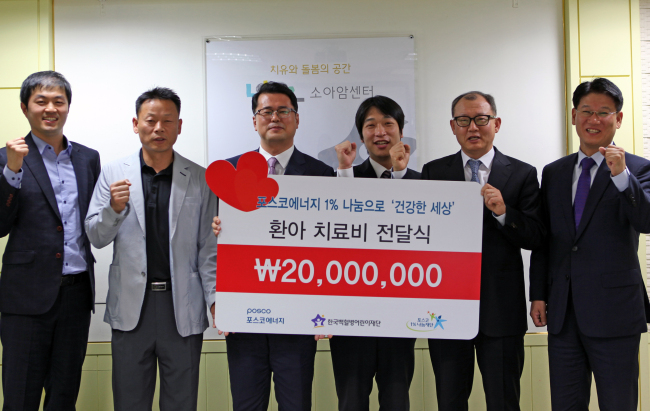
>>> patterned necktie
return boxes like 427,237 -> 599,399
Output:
574,157 -> 596,228
268,157 -> 277,175
380,170 -> 391,179
468,159 -> 481,183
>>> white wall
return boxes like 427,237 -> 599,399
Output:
54,0 -> 564,340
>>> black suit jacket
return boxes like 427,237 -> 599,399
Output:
0,133 -> 100,315
226,147 -> 335,177
421,147 -> 544,337
530,152 -> 650,338
353,158 -> 421,180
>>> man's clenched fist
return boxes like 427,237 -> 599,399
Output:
334,141 -> 357,170
6,137 -> 29,173
110,179 -> 131,213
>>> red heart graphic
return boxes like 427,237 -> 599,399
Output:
206,151 -> 279,212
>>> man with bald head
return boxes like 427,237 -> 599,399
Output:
421,91 -> 544,411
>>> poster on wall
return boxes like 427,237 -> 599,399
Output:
205,36 -> 416,170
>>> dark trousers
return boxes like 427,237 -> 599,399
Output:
225,332 -> 317,411
428,331 -> 525,411
1,273 -> 92,411
111,289 -> 203,411
329,336 -> 415,411
548,296 -> 640,411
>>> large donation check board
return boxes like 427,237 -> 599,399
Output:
215,176 -> 483,339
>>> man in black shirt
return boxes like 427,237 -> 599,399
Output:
85,87 -> 217,411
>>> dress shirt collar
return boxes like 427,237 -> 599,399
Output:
259,145 -> 295,170
368,157 -> 391,178
31,132 -> 72,156
576,148 -> 604,168
460,147 -> 495,170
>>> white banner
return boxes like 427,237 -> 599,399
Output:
205,37 -> 416,169
210,154 -> 483,339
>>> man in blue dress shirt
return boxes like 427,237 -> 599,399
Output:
0,71 -> 101,411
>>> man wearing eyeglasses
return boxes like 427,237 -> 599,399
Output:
530,78 -> 650,411
421,91 -> 544,411
218,81 -> 334,411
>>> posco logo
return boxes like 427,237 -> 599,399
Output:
247,308 -> 271,314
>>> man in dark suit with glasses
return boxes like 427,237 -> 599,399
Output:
421,91 -> 544,411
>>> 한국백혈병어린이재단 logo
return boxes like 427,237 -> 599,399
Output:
311,314 -> 326,328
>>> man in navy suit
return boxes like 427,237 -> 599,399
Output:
530,78 -> 650,411
0,71 -> 100,410
216,81 -> 333,411
330,95 -> 420,410
421,91 -> 544,411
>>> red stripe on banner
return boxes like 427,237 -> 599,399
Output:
217,244 -> 481,300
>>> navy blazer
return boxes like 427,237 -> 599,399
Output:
226,147 -> 335,177
530,152 -> 650,337
422,147 -> 544,337
0,133 -> 100,315
353,158 -> 421,179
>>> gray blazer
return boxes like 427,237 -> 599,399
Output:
85,151 -> 217,337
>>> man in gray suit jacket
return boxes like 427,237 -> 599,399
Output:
85,87 -> 217,411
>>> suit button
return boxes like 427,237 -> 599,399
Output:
511,223 -> 517,229
572,246 -> 578,252
57,226 -> 63,232
566,274 -> 570,280
55,253 -> 61,259
141,272 -> 145,277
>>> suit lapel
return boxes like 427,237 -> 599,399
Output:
71,144 -> 89,225
486,148 -> 511,190
575,160 -> 611,240
122,152 -> 146,233
169,152 -> 190,240
553,153 -> 578,238
285,148 -> 306,176
356,158 -> 377,178
22,134 -> 60,220
447,151 -> 467,181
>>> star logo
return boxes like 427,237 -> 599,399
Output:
434,315 -> 447,330
311,314 -> 326,328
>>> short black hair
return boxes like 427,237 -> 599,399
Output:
20,71 -> 72,107
135,87 -> 181,116
451,91 -> 497,117
251,82 -> 298,113
355,96 -> 405,138
572,78 -> 623,112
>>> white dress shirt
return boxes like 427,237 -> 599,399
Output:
460,148 -> 506,225
259,145 -> 295,176
337,156 -> 408,179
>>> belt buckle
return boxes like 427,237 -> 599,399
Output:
151,282 -> 167,291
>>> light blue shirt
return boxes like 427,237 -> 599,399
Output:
460,148 -> 506,226
3,133 -> 87,275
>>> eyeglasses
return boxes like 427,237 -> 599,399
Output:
453,115 -> 497,127
577,110 -> 617,119
254,108 -> 297,119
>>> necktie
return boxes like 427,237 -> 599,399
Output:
380,170 -> 391,179
468,159 -> 481,183
268,157 -> 277,175
574,157 -> 596,228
